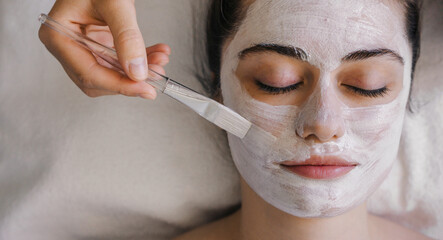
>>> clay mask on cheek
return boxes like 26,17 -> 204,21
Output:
220,0 -> 412,217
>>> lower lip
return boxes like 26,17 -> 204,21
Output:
281,165 -> 356,179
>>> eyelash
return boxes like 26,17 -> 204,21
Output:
255,80 -> 303,95
255,80 -> 389,98
343,84 -> 390,98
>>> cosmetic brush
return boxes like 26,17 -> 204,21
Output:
38,14 -> 256,139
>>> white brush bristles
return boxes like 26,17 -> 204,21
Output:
163,80 -> 252,138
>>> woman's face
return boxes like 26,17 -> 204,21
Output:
220,0 -> 412,217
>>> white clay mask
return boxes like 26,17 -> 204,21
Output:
220,0 -> 412,217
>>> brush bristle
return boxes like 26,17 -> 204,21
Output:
162,80 -> 252,138
213,105 -> 251,138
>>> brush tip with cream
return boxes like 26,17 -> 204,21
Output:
162,79 -> 252,138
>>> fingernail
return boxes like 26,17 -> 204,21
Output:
139,88 -> 157,99
129,57 -> 148,81
139,92 -> 156,99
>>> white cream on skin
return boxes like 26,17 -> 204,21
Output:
220,0 -> 413,217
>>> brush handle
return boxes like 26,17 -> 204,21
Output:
38,14 -> 168,91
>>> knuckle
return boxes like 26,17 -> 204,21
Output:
38,26 -> 55,48
117,88 -> 133,96
98,0 -> 135,8
116,28 -> 143,47
82,88 -> 99,98
38,26 -> 47,44
116,76 -> 136,96
77,72 -> 94,89
116,87 -> 131,97
76,63 -> 100,89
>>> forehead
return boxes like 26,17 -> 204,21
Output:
233,0 -> 409,69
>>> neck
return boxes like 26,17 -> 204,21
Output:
238,178 -> 373,240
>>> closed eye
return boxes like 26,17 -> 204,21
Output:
255,80 -> 303,95
343,84 -> 390,98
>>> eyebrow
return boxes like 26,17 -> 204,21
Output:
238,44 -> 404,65
238,43 -> 309,61
342,48 -> 404,65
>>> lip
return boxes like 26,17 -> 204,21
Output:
280,155 -> 358,180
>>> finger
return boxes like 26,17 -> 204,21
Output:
85,62 -> 157,99
148,64 -> 166,75
82,26 -> 117,69
58,46 -> 156,98
65,71 -> 117,98
147,52 -> 169,66
144,64 -> 165,98
46,0 -> 104,26
93,0 -> 148,81
38,16 -> 122,97
146,43 -> 171,56
81,88 -> 117,98
84,25 -> 114,47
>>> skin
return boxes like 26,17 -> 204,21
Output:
175,0 -> 431,239
236,51 -> 404,108
39,0 -> 171,99
174,178 -> 431,240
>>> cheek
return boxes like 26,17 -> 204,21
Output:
239,97 -> 297,136
342,101 -> 405,187
344,101 -> 404,149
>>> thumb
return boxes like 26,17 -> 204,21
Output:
94,0 -> 147,81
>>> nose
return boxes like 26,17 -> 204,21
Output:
299,117 -> 345,142
295,88 -> 345,143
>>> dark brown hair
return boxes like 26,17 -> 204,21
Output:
203,0 -> 422,103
